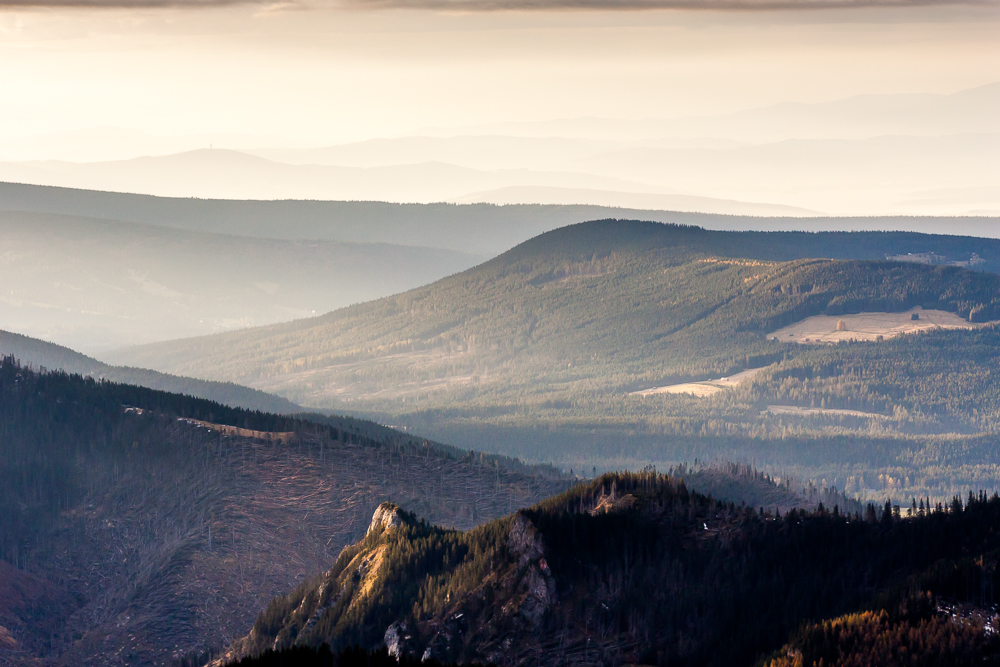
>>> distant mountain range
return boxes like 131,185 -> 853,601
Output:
7,183 -> 996,352
450,185 -> 820,216
0,149 -> 664,205
0,206 -> 482,351
417,81 -> 1000,142
1,134 -> 994,216
3,182 -> 998,256
0,82 -> 995,215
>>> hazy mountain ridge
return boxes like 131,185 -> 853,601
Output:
0,151 -> 684,207
1,134 -> 994,216
0,329 -> 301,414
0,209 -> 483,351
451,185 -> 819,216
416,82 -> 999,142
1,82 -> 997,215
576,132 -> 1000,215
3,182 -> 998,258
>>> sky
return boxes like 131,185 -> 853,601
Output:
0,3 -> 997,146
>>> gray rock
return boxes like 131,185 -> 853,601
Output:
508,512 -> 544,566
368,503 -> 405,538
384,621 -> 405,659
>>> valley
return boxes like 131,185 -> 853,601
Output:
0,359 -> 872,667
4,206 -> 1000,666
0,209 -> 483,351
101,219 -> 1000,503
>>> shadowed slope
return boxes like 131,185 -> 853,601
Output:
0,329 -> 302,413
0,360 -> 569,666
218,473 -> 1000,667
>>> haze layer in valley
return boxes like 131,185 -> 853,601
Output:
4,183 -> 999,352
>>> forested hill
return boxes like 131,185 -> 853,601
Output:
497,219 -> 1000,272
107,219 -> 1000,415
0,359 -> 570,666
104,220 -> 1000,506
0,329 -> 302,414
218,473 -> 1000,667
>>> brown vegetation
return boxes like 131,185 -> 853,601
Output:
0,363 -> 569,667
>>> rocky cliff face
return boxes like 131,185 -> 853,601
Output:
405,511 -> 560,665
368,503 -> 406,537
211,502 -> 413,666
228,471 -> 1000,667
219,468 -> 713,667
214,498 -> 572,666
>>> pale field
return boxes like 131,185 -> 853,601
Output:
631,367 -> 766,398
768,307 -> 981,345
761,405 -> 882,418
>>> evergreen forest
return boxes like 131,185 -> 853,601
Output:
226,473 -> 1000,667
107,220 -> 1000,504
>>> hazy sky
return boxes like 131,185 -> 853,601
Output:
0,4 -> 996,146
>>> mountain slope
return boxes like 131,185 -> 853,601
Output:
104,220 -> 1000,502
0,209 -> 481,351
0,360 -> 569,667
216,473 -> 1000,667
107,220 -> 1000,406
3,182 -> 999,257
0,329 -> 301,414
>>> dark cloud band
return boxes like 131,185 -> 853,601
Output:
0,0 -> 992,9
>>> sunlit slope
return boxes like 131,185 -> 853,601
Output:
217,474 -> 1000,667
108,220 -> 1000,413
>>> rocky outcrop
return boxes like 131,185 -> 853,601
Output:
590,491 -> 638,515
384,621 -> 419,659
212,503 -> 409,666
508,512 -> 544,565
503,513 -> 557,628
222,505 -> 566,667
368,502 -> 406,537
